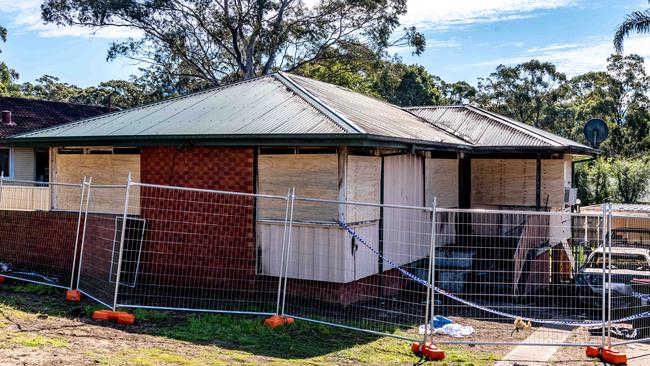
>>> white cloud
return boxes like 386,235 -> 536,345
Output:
527,44 -> 581,53
471,35 -> 650,77
401,0 -> 580,30
2,0 -> 580,39
0,0 -> 141,39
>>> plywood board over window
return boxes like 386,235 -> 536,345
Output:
346,155 -> 381,223
257,154 -> 339,222
54,152 -> 140,213
425,158 -> 458,208
471,159 -> 566,209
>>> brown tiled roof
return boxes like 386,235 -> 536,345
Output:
0,97 -> 108,138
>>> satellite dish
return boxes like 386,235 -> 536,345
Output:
583,118 -> 609,148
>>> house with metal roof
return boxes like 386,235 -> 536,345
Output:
3,72 -> 599,305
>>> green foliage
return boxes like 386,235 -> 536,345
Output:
576,156 -> 650,205
0,62 -> 19,96
614,1 -> 650,53
476,60 -> 567,128
296,45 -> 467,107
388,64 -> 444,106
41,0 -> 424,85
575,157 -> 614,206
131,308 -> 170,322
612,157 -> 650,203
7,284 -> 60,295
7,74 -> 161,109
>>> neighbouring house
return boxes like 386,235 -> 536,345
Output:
3,73 -> 599,304
581,204 -> 650,246
0,96 -> 110,182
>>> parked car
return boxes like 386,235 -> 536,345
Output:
576,247 -> 650,316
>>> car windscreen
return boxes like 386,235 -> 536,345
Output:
586,253 -> 650,271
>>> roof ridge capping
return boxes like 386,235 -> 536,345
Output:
273,72 -> 365,134
281,73 -> 475,144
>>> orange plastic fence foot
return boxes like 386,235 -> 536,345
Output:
585,346 -> 627,365
65,290 -> 81,302
411,342 -> 445,361
585,346 -> 600,358
91,310 -> 135,326
602,349 -> 627,365
0,275 -> 5,284
263,315 -> 294,329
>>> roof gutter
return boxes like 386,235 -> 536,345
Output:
469,145 -> 601,156
2,133 -> 473,152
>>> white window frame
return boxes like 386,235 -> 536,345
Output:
0,147 -> 14,179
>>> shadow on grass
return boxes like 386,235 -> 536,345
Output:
0,281 -> 408,361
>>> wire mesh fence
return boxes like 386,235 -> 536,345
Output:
427,207 -> 609,346
280,197 -> 433,341
606,212 -> 650,346
3,173 -> 650,354
113,182 -> 290,316
76,179 -> 130,309
0,178 -> 85,289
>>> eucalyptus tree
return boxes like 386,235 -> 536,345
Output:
476,60 -> 567,129
41,0 -> 424,85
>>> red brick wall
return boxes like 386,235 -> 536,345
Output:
140,146 -> 254,191
135,146 -> 404,307
135,147 -> 257,296
0,210 -> 79,286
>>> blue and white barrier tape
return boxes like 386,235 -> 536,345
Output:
338,221 -> 650,327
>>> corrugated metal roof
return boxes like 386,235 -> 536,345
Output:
406,105 -> 593,150
10,73 -> 468,146
12,76 -> 348,139
283,74 -> 468,144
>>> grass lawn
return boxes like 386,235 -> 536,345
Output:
0,282 -> 503,365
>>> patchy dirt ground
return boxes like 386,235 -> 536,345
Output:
4,282 -> 646,365
0,283 -> 506,366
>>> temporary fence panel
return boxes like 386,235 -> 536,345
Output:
76,180 -> 130,309
606,213 -> 650,346
281,196 -> 434,341
115,182 -> 289,316
0,178 -> 84,289
431,207 -> 609,346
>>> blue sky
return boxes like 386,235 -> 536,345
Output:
1,0 -> 649,87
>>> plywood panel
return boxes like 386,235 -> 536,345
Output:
541,159 -> 565,209
472,159 -> 566,209
383,154 -> 430,267
257,154 -> 339,222
425,158 -> 458,208
0,186 -> 50,211
346,155 -> 381,223
54,152 -> 140,213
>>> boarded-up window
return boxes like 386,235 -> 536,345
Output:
54,152 -> 140,213
471,159 -> 566,209
346,155 -> 381,223
257,154 -> 338,222
425,158 -> 458,208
